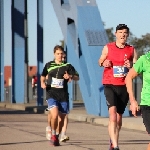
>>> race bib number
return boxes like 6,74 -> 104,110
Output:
51,77 -> 64,88
113,66 -> 129,77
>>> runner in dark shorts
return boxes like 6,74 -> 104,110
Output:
99,24 -> 137,150
104,84 -> 129,114
40,45 -> 79,146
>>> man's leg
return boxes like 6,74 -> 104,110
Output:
62,114 -> 69,136
104,85 -> 120,149
108,106 -> 121,148
50,107 -> 58,134
147,143 -> 150,150
56,112 -> 66,135
116,113 -> 122,144
60,114 -> 70,142
141,106 -> 150,150
46,112 -> 52,140
57,101 -> 69,142
109,85 -> 129,150
47,98 -> 60,146
48,112 -> 51,127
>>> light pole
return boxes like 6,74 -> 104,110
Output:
24,0 -> 29,103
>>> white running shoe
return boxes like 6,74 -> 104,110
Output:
60,135 -> 69,142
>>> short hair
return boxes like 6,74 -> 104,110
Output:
116,24 -> 129,33
53,45 -> 64,53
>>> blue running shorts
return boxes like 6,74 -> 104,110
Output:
47,98 -> 69,114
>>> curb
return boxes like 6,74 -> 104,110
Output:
0,103 -> 47,114
68,113 -> 146,132
0,103 -> 146,132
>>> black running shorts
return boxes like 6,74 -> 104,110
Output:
104,84 -> 129,114
140,105 -> 150,134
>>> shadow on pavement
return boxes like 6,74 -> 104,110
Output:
0,140 -> 47,146
0,110 -> 31,114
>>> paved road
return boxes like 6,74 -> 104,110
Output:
0,108 -> 149,150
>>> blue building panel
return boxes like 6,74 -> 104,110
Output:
49,0 -> 130,116
77,9 -> 108,116
0,0 -> 4,102
11,0 -> 25,103
37,0 -> 44,106
13,48 -> 25,102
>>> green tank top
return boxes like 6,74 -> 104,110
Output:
133,52 -> 150,106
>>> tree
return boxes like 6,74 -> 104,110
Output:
129,33 -> 150,57
105,27 -> 115,42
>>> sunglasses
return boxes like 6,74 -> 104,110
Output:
118,24 -> 127,27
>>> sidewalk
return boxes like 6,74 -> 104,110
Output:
69,106 -> 145,132
0,101 -> 146,132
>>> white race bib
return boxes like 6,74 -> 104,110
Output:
51,77 -> 64,88
113,66 -> 129,77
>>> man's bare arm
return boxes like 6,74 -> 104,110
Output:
98,45 -> 108,66
125,68 -> 138,102
125,68 -> 139,117
40,76 -> 46,89
133,48 -> 137,64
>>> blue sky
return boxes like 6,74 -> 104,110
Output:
4,0 -> 150,65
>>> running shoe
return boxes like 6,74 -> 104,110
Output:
60,135 -> 69,142
46,126 -> 51,140
113,148 -> 120,150
50,135 -> 60,146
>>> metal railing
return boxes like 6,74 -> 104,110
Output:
3,77 -> 142,104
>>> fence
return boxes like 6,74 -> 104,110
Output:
4,77 -> 142,104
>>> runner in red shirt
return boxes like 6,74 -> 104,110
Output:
98,24 -> 137,150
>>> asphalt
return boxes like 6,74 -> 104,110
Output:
0,101 -> 146,133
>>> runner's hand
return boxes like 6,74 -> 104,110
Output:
102,59 -> 112,67
130,100 -> 139,117
124,59 -> 132,68
63,71 -> 72,80
41,82 -> 46,89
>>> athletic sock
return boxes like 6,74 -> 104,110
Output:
47,126 -> 51,130
52,129 -> 56,135
61,132 -> 65,137
56,132 -> 59,138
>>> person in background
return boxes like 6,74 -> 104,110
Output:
32,75 -> 37,98
60,51 -> 71,142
